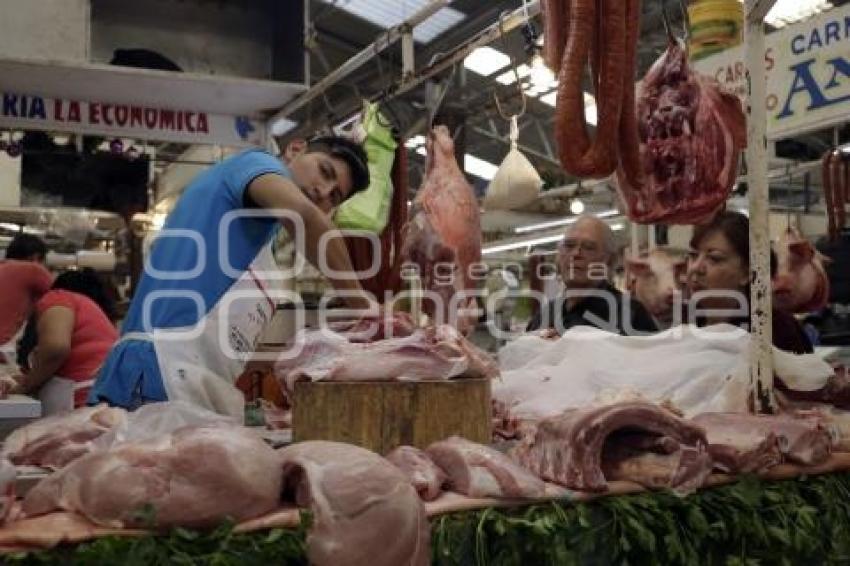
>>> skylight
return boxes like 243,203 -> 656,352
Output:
495,64 -> 532,85
539,92 -> 597,126
465,154 -> 499,181
321,0 -> 466,43
464,47 -> 511,77
762,0 -> 832,28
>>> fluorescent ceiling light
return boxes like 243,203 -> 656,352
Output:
539,92 -> 596,127
321,0 -> 466,43
514,209 -> 619,234
405,135 -> 427,149
610,222 -> 625,231
482,234 -> 564,255
416,146 -> 427,156
465,154 -> 498,181
0,223 -> 21,232
762,0 -> 832,28
464,47 -> 510,76
539,91 -> 557,107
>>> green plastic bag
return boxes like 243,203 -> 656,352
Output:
334,103 -> 397,233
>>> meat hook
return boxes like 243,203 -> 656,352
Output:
492,10 -> 527,120
660,1 -> 675,44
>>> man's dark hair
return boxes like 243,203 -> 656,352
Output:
6,234 -> 47,261
306,136 -> 370,197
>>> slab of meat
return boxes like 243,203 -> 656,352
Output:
21,425 -> 281,529
401,125 -> 482,333
511,402 -> 709,492
690,413 -> 782,473
692,412 -> 830,467
275,323 -> 497,392
601,440 -> 712,494
615,38 -> 746,224
2,405 -> 126,469
425,436 -> 545,499
626,247 -> 687,328
772,227 -> 831,314
278,441 -> 429,566
386,446 -> 446,501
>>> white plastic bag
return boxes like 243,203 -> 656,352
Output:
93,400 -> 237,450
484,115 -> 543,210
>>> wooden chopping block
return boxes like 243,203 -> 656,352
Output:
293,378 -> 491,454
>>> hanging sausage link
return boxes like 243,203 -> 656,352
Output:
544,0 -> 642,179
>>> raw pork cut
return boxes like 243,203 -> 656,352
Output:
601,439 -> 712,494
275,323 -> 497,392
278,441 -> 429,566
627,247 -> 687,328
3,405 -> 126,469
511,402 -> 710,492
772,227 -> 831,314
492,324 -> 833,433
615,38 -> 746,224
692,412 -> 830,467
690,414 -> 782,473
386,446 -> 446,501
401,125 -> 482,333
22,425 -> 281,529
425,436 -> 545,499
777,365 -> 850,410
327,312 -> 418,342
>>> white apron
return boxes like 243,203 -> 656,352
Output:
38,376 -> 94,416
142,244 -> 283,420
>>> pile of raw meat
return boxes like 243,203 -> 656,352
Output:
3,388 -> 850,563
274,312 -> 498,395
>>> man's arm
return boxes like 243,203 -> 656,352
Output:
247,173 -> 372,310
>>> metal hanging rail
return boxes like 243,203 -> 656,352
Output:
268,0 -> 453,126
744,0 -> 778,412
268,0 -> 541,137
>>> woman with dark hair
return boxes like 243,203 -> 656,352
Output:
685,210 -> 812,354
3,268 -> 118,415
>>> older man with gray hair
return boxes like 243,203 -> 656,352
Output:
526,215 -> 657,336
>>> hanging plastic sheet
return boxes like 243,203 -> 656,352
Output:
333,102 -> 397,233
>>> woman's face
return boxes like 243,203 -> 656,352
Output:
686,230 -> 750,312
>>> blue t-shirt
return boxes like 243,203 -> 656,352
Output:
89,149 -> 289,407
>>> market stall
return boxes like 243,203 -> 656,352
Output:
0,0 -> 849,564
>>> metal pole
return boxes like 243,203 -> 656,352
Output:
744,0 -> 777,413
268,0 -> 452,124
274,0 -> 542,139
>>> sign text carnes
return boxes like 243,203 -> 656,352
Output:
693,6 -> 850,139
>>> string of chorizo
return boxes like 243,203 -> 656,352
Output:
555,0 -> 627,177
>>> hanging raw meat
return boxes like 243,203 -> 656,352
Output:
772,226 -> 831,314
402,125 -> 482,332
823,148 -> 848,242
542,0 -> 642,178
615,38 -> 746,224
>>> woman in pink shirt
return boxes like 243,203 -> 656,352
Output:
4,269 -> 118,414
